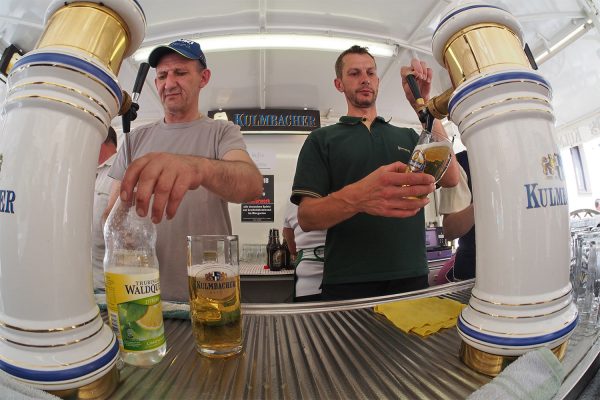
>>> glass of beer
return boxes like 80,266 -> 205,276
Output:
186,235 -> 242,358
406,129 -> 454,183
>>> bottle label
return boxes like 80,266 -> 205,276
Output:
105,271 -> 166,352
271,249 -> 283,270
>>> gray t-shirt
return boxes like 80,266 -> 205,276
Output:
109,117 -> 247,301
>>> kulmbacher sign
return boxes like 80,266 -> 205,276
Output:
208,108 -> 320,132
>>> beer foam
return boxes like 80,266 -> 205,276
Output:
414,139 -> 453,151
188,263 -> 237,277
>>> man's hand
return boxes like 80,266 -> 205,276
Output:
120,152 -> 204,223
342,161 -> 435,218
298,161 -> 435,231
400,58 -> 433,112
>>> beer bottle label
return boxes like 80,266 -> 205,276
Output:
272,249 -> 283,270
105,270 -> 166,352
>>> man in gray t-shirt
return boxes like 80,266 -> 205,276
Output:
105,39 -> 262,301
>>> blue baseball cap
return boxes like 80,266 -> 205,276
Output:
148,39 -> 207,68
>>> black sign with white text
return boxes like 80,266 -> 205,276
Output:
242,175 -> 274,222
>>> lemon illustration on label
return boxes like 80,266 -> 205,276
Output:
118,298 -> 165,350
135,303 -> 164,332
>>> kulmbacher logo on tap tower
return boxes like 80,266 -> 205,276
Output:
0,153 -> 17,214
524,153 -> 568,209
541,153 -> 564,180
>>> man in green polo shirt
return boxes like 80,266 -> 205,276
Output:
291,45 -> 459,301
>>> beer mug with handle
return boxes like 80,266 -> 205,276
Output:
406,129 -> 454,183
187,235 -> 242,358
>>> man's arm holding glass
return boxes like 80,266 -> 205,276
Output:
297,163 -> 435,232
400,59 -> 459,188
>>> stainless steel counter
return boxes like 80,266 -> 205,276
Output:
239,262 -> 294,303
108,281 -> 600,399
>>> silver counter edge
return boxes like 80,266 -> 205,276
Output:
108,280 -> 599,400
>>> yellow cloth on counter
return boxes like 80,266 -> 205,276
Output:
374,297 -> 466,337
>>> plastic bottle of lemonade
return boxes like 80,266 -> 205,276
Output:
103,196 -> 166,367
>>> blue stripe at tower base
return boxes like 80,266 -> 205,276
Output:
0,339 -> 119,382
457,316 -> 577,347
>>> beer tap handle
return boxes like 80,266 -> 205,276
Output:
406,74 -> 429,125
131,62 -> 150,103
123,62 -> 150,132
122,62 -> 150,167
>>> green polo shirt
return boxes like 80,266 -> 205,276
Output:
291,116 -> 427,285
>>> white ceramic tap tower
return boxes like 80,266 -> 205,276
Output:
0,0 -> 145,395
431,2 -> 578,375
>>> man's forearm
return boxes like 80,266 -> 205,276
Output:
439,153 -> 459,188
297,186 -> 359,231
297,161 -> 435,231
200,158 -> 263,203
442,204 -> 474,240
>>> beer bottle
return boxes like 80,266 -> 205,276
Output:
268,229 -> 283,271
103,195 -> 166,368
266,229 -> 275,267
281,238 -> 291,269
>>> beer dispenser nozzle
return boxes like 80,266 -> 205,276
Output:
122,62 -> 150,166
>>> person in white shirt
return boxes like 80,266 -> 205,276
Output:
283,200 -> 326,301
92,127 -> 117,291
438,150 -> 474,282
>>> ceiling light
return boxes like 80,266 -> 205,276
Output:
132,34 -> 398,64
534,20 -> 592,64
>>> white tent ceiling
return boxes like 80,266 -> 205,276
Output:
1,0 -> 600,131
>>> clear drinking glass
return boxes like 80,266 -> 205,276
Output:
570,231 -> 581,304
186,235 -> 242,358
405,129 -> 454,183
573,230 -> 600,334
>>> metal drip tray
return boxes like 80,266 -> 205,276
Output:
108,280 -> 600,399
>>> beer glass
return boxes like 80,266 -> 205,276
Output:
573,230 -> 600,334
406,129 -> 454,183
187,235 -> 242,358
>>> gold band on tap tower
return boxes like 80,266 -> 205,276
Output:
459,341 -> 568,377
48,366 -> 120,400
36,2 -> 130,75
442,23 -> 531,88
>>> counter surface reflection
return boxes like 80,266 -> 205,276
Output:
108,281 -> 599,399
